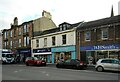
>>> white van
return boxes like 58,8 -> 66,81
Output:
1,49 -> 15,64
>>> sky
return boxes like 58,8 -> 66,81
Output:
0,0 -> 120,30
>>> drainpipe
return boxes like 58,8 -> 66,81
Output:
75,21 -> 84,60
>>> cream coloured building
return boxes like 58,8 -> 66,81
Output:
31,22 -> 81,64
33,10 -> 57,32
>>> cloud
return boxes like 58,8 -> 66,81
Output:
0,0 -> 119,30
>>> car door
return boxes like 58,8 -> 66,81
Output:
111,60 -> 120,71
64,60 -> 71,68
101,59 -> 112,70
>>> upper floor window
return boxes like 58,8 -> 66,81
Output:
10,40 -> 12,48
4,42 -> 7,48
36,39 -> 39,47
52,36 -> 56,46
27,24 -> 29,32
26,36 -> 29,46
18,39 -> 21,47
4,32 -> 7,39
14,29 -> 16,37
14,39 -> 17,48
44,38 -> 47,47
18,27 -> 21,35
101,28 -> 108,40
23,24 -> 27,33
24,37 -> 26,47
85,31 -> 91,41
62,35 -> 66,44
10,30 -> 12,37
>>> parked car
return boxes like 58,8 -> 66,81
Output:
56,59 -> 87,69
95,58 -> 120,72
25,57 -> 46,66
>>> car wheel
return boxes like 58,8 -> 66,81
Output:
26,63 -> 29,66
97,66 -> 104,72
56,64 -> 60,68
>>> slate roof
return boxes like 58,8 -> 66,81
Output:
77,15 -> 120,30
33,22 -> 81,37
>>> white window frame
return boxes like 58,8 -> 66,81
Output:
44,38 -> 47,47
101,28 -> 108,40
62,35 -> 66,45
36,39 -> 39,47
18,39 -> 21,47
52,36 -> 56,46
85,31 -> 91,41
24,37 -> 26,46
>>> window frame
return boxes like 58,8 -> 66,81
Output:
85,31 -> 91,41
52,36 -> 56,46
62,34 -> 66,45
101,28 -> 108,40
44,38 -> 47,47
36,39 -> 39,47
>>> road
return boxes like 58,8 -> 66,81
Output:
2,64 -> 120,80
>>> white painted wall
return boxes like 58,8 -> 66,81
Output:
31,29 -> 76,49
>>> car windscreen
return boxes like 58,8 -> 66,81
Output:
34,57 -> 39,60
2,54 -> 14,58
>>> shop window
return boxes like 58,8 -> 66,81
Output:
62,34 -> 66,44
101,28 -> 108,40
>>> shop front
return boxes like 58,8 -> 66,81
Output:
80,44 -> 120,64
51,45 -> 76,64
32,48 -> 52,63
17,49 -> 31,63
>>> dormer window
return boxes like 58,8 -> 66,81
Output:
60,25 -> 62,31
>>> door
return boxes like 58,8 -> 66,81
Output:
101,60 -> 112,70
111,60 -> 120,71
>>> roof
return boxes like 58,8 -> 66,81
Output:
77,15 -> 120,30
33,22 -> 81,37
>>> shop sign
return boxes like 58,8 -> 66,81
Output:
80,44 -> 120,50
17,49 -> 31,54
52,46 -> 75,52
33,48 -> 51,53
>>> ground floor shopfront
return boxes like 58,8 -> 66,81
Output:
80,44 -> 120,64
32,48 -> 52,63
17,48 -> 31,63
51,45 -> 76,64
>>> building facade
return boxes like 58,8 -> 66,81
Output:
76,15 -> 120,64
33,10 -> 56,32
32,22 -> 81,64
2,17 -> 33,62
0,30 -> 2,60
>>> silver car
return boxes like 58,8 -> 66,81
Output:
95,58 -> 120,72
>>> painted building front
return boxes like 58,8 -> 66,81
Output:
32,22 -> 81,64
32,48 -> 52,63
52,45 -> 76,64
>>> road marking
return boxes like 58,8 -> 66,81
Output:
14,71 -> 18,73
46,74 -> 49,76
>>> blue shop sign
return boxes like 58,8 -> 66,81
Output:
80,44 -> 120,50
17,49 -> 31,54
33,48 -> 51,53
52,46 -> 75,52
